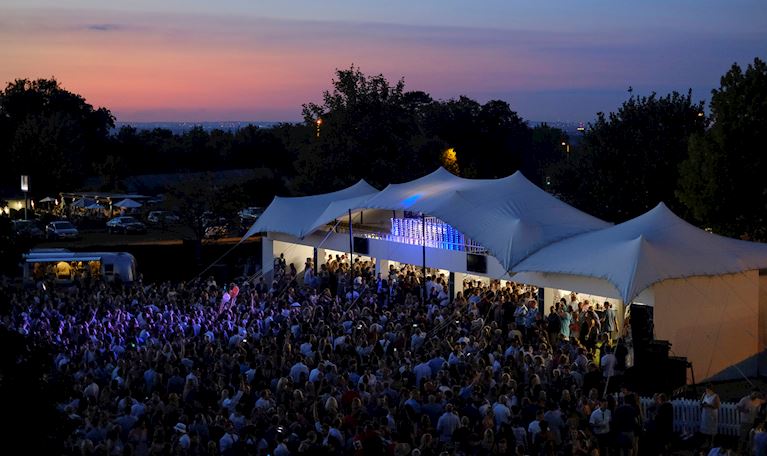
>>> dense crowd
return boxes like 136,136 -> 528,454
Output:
0,254 -> 760,455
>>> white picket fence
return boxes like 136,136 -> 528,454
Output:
639,397 -> 740,436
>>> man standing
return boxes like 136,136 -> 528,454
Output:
601,347 -> 617,385
436,403 -> 460,443
493,395 -> 512,429
602,301 -> 617,341
612,394 -> 639,456
546,306 -> 561,346
514,301 -> 528,336
736,388 -> 765,453
590,397 -> 612,456
558,305 -> 572,341
654,393 -> 673,454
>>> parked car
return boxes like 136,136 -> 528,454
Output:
203,215 -> 231,239
204,224 -> 229,239
238,206 -> 264,221
13,220 -> 45,240
46,221 -> 80,240
147,210 -> 180,225
106,216 -> 147,234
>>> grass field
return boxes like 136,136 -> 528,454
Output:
32,226 -> 262,283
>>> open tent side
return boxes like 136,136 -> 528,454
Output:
512,202 -> 767,380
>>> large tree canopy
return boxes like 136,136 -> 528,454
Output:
291,65 -> 560,193
678,57 -> 767,239
0,78 -> 114,195
293,66 -> 432,193
548,91 -> 705,222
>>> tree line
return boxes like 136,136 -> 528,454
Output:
1,58 -> 766,240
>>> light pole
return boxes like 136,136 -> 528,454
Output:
21,175 -> 29,220
561,142 -> 570,160
315,118 -> 323,138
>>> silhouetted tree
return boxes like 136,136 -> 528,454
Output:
678,57 -> 767,239
549,91 -> 705,222
293,65 -> 435,193
522,124 -> 569,188
0,78 -> 114,195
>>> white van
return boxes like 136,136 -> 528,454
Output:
23,249 -> 137,284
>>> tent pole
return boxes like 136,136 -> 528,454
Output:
422,212 -> 426,305
349,209 -> 354,292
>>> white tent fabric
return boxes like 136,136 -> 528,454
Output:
361,168 -> 611,268
113,198 -> 143,208
242,179 -> 378,239
512,202 -> 767,302
306,192 -> 384,233
245,167 -> 609,267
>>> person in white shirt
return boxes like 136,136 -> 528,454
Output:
600,347 -> 617,379
308,364 -> 324,383
290,359 -> 310,383
436,404 -> 460,442
589,398 -> 612,456
528,410 -> 544,444
413,358 -> 432,387
492,395 -> 512,429
736,388 -> 765,453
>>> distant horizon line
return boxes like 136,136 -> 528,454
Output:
115,119 -> 591,126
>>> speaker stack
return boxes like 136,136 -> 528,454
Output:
627,305 -> 689,394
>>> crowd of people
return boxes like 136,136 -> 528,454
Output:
0,253 -> 763,455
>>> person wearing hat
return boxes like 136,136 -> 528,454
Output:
173,422 -> 190,450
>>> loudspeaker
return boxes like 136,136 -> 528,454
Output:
353,237 -> 369,255
630,304 -> 654,343
666,356 -> 689,390
466,253 -> 487,274
627,356 -> 688,394
636,339 -> 671,366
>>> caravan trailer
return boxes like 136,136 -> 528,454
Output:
23,249 -> 137,284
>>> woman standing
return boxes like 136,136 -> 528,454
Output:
700,383 -> 721,448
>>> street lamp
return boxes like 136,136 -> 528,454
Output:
315,118 -> 323,138
561,142 -> 570,159
20,175 -> 29,220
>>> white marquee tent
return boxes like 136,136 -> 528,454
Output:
359,168 -> 611,268
242,179 -> 378,239
245,167 -> 611,268
244,169 -> 767,380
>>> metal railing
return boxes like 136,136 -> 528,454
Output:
330,224 -> 488,255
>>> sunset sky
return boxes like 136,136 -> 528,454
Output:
2,1 -> 765,122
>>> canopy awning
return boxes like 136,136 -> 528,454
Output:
113,198 -> 143,208
71,198 -> 96,208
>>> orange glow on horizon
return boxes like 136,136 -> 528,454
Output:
0,8 -> 599,121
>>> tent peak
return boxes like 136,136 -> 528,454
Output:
652,201 -> 671,212
431,167 -> 461,178
507,170 -> 532,183
353,178 -> 373,187
638,202 -> 684,224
